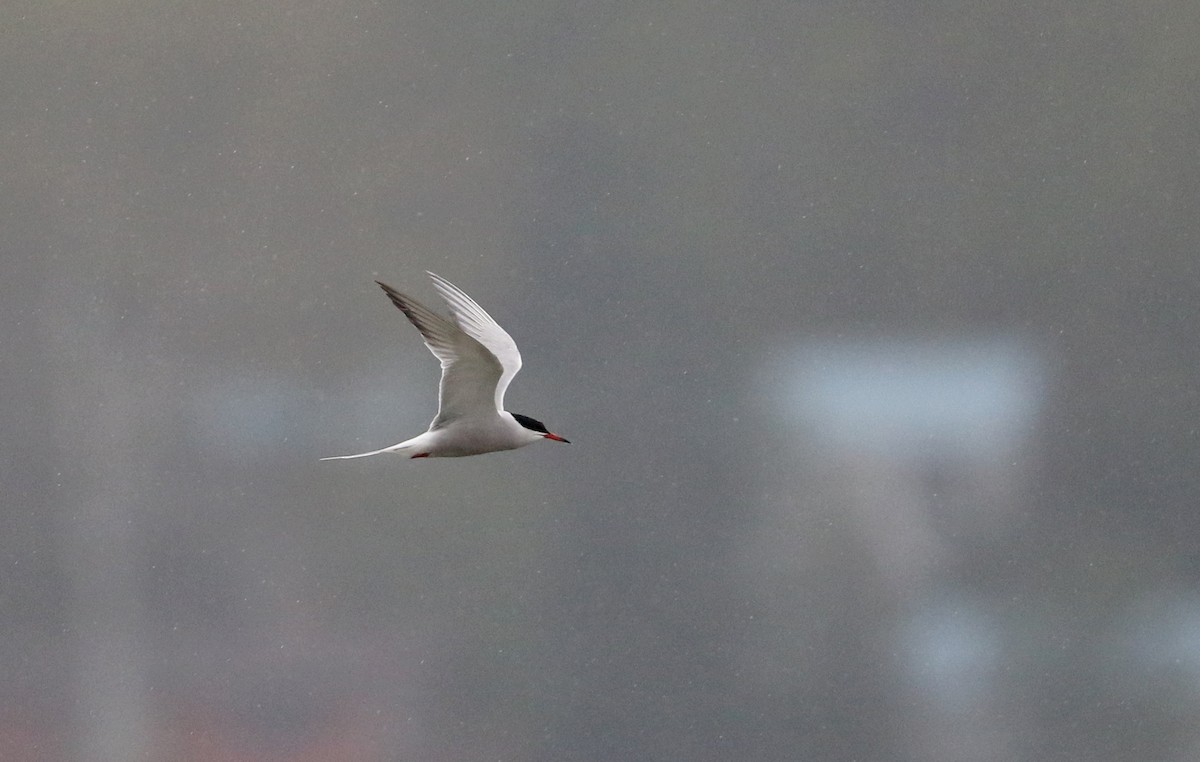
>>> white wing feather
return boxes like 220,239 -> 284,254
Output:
375,275 -> 521,427
426,272 -> 523,411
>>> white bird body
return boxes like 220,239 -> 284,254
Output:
322,272 -> 568,460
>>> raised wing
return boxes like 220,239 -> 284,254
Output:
375,280 -> 506,425
426,272 -> 523,410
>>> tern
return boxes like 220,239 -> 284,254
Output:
322,272 -> 569,460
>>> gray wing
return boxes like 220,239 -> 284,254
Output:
426,272 -> 523,411
376,280 -> 506,425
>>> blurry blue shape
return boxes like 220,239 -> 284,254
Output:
190,373 -> 312,456
781,337 -> 1042,457
1125,596 -> 1200,675
188,367 -> 425,459
902,595 -> 1001,711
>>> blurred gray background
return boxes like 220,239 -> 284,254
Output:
3,1 -> 1199,760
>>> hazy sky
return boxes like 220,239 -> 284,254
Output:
4,2 -> 1199,759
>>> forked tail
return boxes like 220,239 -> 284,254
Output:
319,438 -> 420,461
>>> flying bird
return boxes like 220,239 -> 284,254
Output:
322,272 -> 569,460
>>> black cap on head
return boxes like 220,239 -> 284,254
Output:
511,413 -> 550,435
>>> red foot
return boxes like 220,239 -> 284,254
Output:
410,452 -> 431,458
